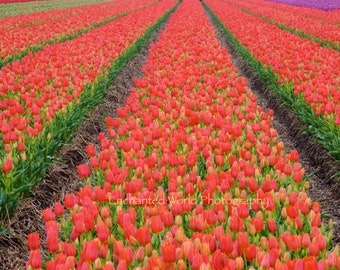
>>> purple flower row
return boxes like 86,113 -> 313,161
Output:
267,0 -> 340,11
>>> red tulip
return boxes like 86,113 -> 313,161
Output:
267,218 -> 277,232
120,247 -> 133,264
285,235 -> 300,251
2,158 -> 12,173
28,250 -> 42,269
86,144 -> 96,157
137,226 -> 151,245
245,244 -> 257,261
77,164 -> 91,178
161,210 -> 174,227
150,216 -> 164,234
96,220 -> 110,242
28,233 -> 40,250
251,217 -> 264,232
161,242 -> 177,263
309,242 -> 320,257
237,203 -> 249,219
236,232 -> 248,249
286,205 -> 298,219
83,240 -> 99,262
211,250 -> 227,269
220,234 -> 234,254
303,257 -> 318,270
53,202 -> 64,217
47,233 -> 59,253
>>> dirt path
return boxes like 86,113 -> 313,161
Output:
203,4 -> 340,247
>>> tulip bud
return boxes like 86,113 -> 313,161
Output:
145,243 -> 152,256
175,228 -> 185,243
329,219 -> 333,230
134,247 -> 145,262
282,251 -> 290,262
152,249 -> 158,257
194,238 -> 201,250
108,234 -> 115,245
177,259 -> 187,270
234,188 -> 240,198
304,181 -> 310,190
235,257 -> 244,270
301,233 -> 311,247
94,258 -> 102,270
260,237 -> 268,250
247,223 -> 256,236
175,215 -> 183,226
129,236 -> 137,246
281,207 -> 287,219
176,247 -> 183,260
201,242 -> 210,256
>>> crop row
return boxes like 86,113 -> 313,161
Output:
0,0 -> 158,68
0,0 -> 177,218
27,0 -> 339,269
267,0 -> 340,12
261,0 -> 340,24
0,0 -> 114,19
0,0 -> 143,31
232,0 -> 339,49
205,0 -> 340,161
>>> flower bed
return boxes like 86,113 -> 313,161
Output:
266,0 -> 340,11
234,0 -> 339,47
0,0 -> 177,218
0,0 -> 114,19
0,0 -> 157,67
205,0 -> 340,161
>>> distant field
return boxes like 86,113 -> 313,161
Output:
0,0 -> 114,18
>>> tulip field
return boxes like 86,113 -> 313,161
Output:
1,0 -> 340,269
0,0 -> 115,18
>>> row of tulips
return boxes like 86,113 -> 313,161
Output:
204,0 -> 340,160
0,0 -> 113,19
0,0 -> 178,218
0,0 -> 146,31
267,0 -> 340,12
27,0 -> 339,268
232,0 -> 339,49
0,0 -> 158,68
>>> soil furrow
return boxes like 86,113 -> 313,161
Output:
203,3 -> 340,247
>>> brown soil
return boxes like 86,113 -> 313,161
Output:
204,6 -> 340,246
0,20 -> 169,270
